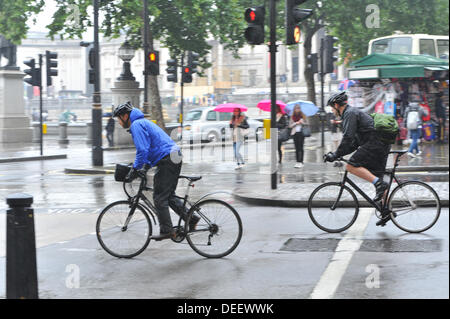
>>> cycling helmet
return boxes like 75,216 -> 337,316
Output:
327,91 -> 348,107
112,101 -> 133,117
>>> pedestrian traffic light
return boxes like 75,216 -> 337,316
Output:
306,53 -> 318,74
166,58 -> 178,83
286,0 -> 313,45
45,51 -> 58,87
182,66 -> 192,83
23,58 -> 41,87
244,6 -> 265,45
187,51 -> 199,74
148,50 -> 160,76
324,35 -> 339,74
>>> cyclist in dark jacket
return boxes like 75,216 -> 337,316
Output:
324,92 -> 391,202
113,102 -> 199,241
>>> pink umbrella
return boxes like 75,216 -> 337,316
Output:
214,103 -> 248,112
257,100 -> 286,113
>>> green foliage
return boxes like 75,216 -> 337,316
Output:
44,0 -> 250,72
322,0 -> 449,63
0,0 -> 45,44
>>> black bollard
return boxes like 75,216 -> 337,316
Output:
6,193 -> 38,299
221,127 -> 226,161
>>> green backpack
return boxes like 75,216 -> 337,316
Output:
370,113 -> 399,144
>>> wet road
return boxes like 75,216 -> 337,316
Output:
0,138 -> 448,299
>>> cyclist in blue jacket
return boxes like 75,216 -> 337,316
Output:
113,102 -> 199,241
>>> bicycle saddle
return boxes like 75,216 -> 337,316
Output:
179,175 -> 202,182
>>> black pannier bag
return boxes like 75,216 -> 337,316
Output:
114,163 -> 132,182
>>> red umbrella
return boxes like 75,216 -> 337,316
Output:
257,100 -> 286,113
214,103 -> 248,112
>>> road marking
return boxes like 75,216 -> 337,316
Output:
309,208 -> 373,299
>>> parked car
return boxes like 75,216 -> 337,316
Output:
181,107 -> 263,143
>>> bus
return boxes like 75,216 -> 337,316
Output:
368,33 -> 449,60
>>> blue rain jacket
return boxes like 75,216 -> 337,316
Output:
129,108 -> 179,169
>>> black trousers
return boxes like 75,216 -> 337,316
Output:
153,151 -> 188,233
293,132 -> 304,163
106,131 -> 114,147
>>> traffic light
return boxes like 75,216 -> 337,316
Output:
148,50 -> 160,76
286,0 -> 313,45
187,51 -> 199,74
23,58 -> 41,87
166,58 -> 178,83
45,51 -> 58,86
88,47 -> 96,84
244,6 -> 265,45
324,35 -> 339,74
306,53 -> 318,74
182,66 -> 192,83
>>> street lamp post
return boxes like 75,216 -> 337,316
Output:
92,0 -> 103,166
117,41 -> 136,81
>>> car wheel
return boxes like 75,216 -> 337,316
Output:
206,131 -> 219,143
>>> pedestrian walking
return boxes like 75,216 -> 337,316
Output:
289,105 -> 308,168
405,102 -> 425,157
106,116 -> 115,147
276,105 -> 289,164
435,91 -> 447,143
230,108 -> 249,169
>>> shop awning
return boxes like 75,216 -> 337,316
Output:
348,53 -> 449,80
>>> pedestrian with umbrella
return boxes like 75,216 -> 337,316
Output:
288,104 -> 308,168
276,105 -> 289,164
229,107 -> 250,169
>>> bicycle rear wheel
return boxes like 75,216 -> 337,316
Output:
96,200 -> 152,258
388,181 -> 441,233
308,182 -> 359,233
186,199 -> 242,258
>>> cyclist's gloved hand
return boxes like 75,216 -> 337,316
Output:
324,152 -> 338,162
125,167 -> 138,182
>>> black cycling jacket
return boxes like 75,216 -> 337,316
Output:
335,105 -> 375,157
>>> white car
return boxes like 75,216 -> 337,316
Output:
181,107 -> 263,143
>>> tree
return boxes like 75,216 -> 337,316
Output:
0,0 -> 44,44
45,0 -> 249,130
323,0 -> 450,63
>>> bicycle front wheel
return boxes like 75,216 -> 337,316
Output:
186,199 -> 242,258
96,200 -> 152,258
388,181 -> 441,233
308,182 -> 359,233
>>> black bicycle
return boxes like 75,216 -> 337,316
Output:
308,150 -> 441,233
96,166 -> 243,259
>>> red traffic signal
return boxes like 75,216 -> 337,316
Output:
244,6 -> 265,45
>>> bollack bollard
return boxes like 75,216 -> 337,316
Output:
221,127 -> 226,161
6,193 -> 38,299
190,137 -> 194,162
58,122 -> 69,144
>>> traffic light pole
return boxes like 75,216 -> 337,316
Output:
180,55 -> 184,142
38,54 -> 43,156
270,0 -> 278,190
320,38 -> 325,148
92,0 -> 103,166
143,0 -> 150,115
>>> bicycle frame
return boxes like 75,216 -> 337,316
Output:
334,154 -> 404,212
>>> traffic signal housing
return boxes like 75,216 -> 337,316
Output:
244,6 -> 265,45
23,58 -> 41,87
148,50 -> 160,76
45,51 -> 58,86
182,66 -> 192,83
306,53 -> 318,74
187,51 -> 199,74
324,35 -> 339,74
286,0 -> 313,45
166,58 -> 178,83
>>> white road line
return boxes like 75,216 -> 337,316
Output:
309,208 -> 374,299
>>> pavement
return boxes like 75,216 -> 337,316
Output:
1,133 -> 449,208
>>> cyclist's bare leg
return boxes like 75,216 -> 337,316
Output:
346,164 -> 377,183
